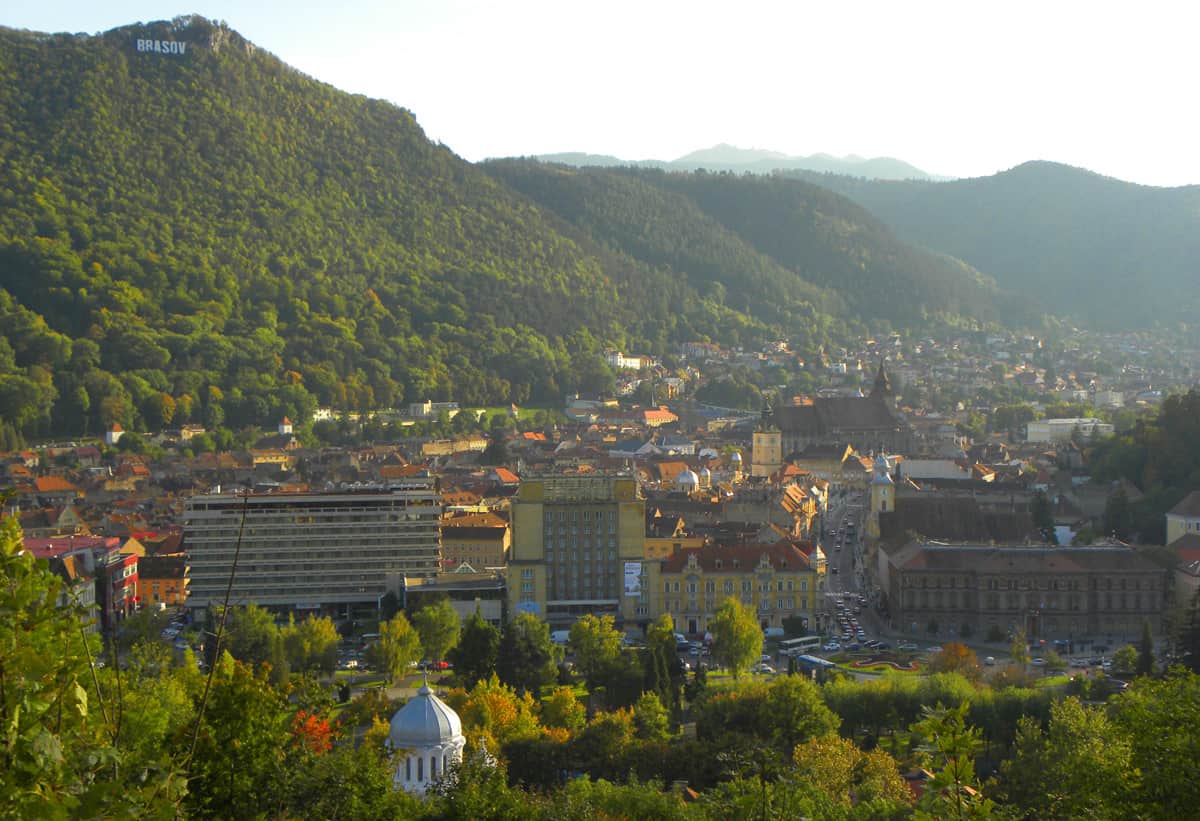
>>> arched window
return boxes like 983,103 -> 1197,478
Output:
431,755 -> 438,778
417,756 -> 423,781
406,757 -> 412,781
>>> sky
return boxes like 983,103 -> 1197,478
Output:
6,1 -> 1199,185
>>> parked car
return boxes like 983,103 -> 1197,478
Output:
1031,657 -> 1046,666
984,656 -> 996,666
898,642 -> 918,651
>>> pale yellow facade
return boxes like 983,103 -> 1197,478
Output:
509,475 -> 646,627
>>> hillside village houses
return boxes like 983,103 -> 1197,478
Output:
1,328 -> 1196,655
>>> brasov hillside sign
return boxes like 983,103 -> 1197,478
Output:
135,39 -> 188,55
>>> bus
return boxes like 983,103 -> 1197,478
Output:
779,636 -> 822,656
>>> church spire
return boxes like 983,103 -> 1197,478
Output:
870,358 -> 892,400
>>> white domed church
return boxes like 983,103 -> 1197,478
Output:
388,681 -> 466,795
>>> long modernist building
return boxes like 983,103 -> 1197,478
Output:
183,477 -> 442,618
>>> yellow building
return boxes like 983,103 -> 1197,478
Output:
138,555 -> 190,607
1166,491 -> 1200,546
650,541 -> 824,635
508,474 -> 646,627
440,512 -> 511,570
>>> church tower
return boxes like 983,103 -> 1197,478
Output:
867,454 -> 894,541
389,681 -> 466,795
751,404 -> 783,478
869,359 -> 893,401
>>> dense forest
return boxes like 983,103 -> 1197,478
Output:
784,162 -> 1200,329
0,17 -> 1031,439
484,161 -> 1036,331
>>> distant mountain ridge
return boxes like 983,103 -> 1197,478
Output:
532,143 -> 947,181
782,161 -> 1200,328
483,161 -> 1036,329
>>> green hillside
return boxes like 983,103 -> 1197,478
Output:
0,17 -> 785,436
784,162 -> 1200,328
484,161 -> 849,337
0,16 -> 1029,439
488,163 -> 1035,328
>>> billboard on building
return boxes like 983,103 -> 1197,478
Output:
623,561 -> 642,597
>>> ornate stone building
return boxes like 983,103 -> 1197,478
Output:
877,542 -> 1166,641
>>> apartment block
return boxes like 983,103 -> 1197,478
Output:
183,477 -> 441,618
508,474 -> 645,627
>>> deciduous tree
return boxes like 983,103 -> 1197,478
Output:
412,597 -> 461,663
709,597 -> 763,678
995,697 -> 1136,820
568,613 -> 623,682
367,613 -> 422,685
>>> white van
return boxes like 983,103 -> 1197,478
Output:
550,630 -> 570,646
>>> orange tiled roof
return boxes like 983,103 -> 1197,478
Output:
34,476 -> 79,493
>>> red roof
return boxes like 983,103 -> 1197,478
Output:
661,540 -> 813,574
492,468 -> 520,484
34,476 -> 79,493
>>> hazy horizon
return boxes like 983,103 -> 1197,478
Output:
6,0 -> 1199,187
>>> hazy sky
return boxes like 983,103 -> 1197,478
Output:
7,1 -> 1198,185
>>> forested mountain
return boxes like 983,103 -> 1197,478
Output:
487,162 -> 1036,328
784,162 -> 1200,328
533,143 -> 942,180
0,16 -> 1027,438
0,17 -> 785,436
